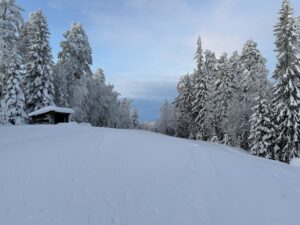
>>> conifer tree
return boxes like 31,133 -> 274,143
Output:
249,95 -> 275,158
212,53 -> 235,140
203,50 -> 218,139
1,56 -> 27,124
0,0 -> 23,100
226,51 -> 244,147
238,40 -> 269,150
240,40 -> 268,101
24,10 -> 54,111
191,37 -> 210,140
174,74 -> 194,138
0,0 -> 25,124
56,23 -> 93,122
272,0 -> 300,163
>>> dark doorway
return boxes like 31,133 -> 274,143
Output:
54,113 -> 67,124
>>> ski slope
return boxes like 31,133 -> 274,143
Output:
0,124 -> 300,225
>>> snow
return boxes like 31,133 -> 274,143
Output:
290,158 -> 300,167
28,106 -> 74,117
0,124 -> 300,225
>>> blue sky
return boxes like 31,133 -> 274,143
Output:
18,0 -> 300,121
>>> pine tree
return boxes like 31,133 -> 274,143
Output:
249,95 -> 275,158
0,0 -> 25,124
272,0 -> 300,163
226,51 -> 244,147
204,50 -> 218,91
191,37 -> 210,140
174,74 -> 193,138
240,40 -> 268,101
24,10 -> 54,112
212,53 -> 235,140
1,56 -> 27,124
55,23 -> 93,122
0,0 -> 23,100
237,40 -> 269,150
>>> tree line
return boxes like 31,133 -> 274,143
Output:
155,0 -> 300,164
0,0 -> 139,129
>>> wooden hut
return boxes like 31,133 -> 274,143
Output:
28,106 -> 74,124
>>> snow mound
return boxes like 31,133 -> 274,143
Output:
0,125 -> 300,225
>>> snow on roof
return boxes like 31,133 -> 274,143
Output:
28,106 -> 74,117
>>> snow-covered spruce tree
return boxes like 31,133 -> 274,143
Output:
212,53 -> 235,141
203,50 -> 218,140
238,40 -> 269,150
174,74 -> 194,138
53,63 -> 69,107
249,95 -> 275,158
24,10 -> 54,112
55,23 -> 92,122
240,40 -> 268,101
204,50 -> 218,91
226,51 -> 244,147
131,109 -> 139,129
18,21 -> 30,85
272,0 -> 300,163
0,0 -> 23,101
191,37 -> 211,140
0,0 -> 26,124
1,56 -> 27,124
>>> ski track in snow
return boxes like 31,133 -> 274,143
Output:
1,124 -> 300,225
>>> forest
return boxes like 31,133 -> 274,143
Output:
155,0 -> 300,164
0,0 -> 138,129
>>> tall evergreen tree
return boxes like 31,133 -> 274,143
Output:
174,74 -> 193,138
1,56 -> 27,124
240,40 -> 268,100
212,53 -> 235,140
24,10 -> 54,111
272,0 -> 300,163
249,95 -> 275,158
0,0 -> 23,100
0,0 -> 25,124
226,51 -> 244,147
55,23 -> 92,122
238,40 -> 269,150
191,37 -> 210,140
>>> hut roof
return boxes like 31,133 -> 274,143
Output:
28,106 -> 74,117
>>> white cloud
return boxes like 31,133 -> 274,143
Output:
112,77 -> 178,99
74,0 -> 282,99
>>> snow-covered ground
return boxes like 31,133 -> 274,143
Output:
0,124 -> 300,225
